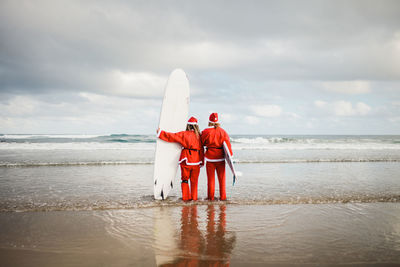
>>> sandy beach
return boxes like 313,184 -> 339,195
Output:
1,203 -> 400,266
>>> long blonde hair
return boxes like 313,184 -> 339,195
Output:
208,122 -> 220,128
186,124 -> 201,138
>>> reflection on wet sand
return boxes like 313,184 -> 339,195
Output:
205,205 -> 236,266
156,204 -> 236,266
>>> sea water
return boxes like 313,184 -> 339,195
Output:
0,134 -> 400,266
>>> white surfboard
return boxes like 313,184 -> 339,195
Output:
154,69 -> 190,200
223,141 -> 237,185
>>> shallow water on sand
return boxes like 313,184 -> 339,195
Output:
1,203 -> 400,266
1,162 -> 400,212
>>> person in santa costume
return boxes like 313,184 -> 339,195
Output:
157,117 -> 204,201
201,113 -> 233,201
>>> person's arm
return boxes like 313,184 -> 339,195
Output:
158,129 -> 185,146
199,137 -> 205,167
200,131 -> 206,147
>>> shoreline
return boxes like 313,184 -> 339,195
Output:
1,203 -> 400,266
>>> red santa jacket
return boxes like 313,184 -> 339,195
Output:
158,130 -> 204,166
201,126 -> 233,162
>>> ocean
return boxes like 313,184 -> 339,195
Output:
1,134 -> 400,266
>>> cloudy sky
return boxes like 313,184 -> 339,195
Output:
1,0 -> 400,134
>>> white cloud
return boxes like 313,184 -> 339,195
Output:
333,101 -> 371,116
333,101 -> 354,116
101,71 -> 166,97
251,105 -> 282,117
245,116 -> 260,125
176,42 -> 249,69
315,100 -> 371,116
314,100 -> 327,108
306,121 -> 315,129
320,81 -> 371,94
219,113 -> 234,123
354,102 -> 371,116
388,117 -> 400,123
1,95 -> 38,116
392,101 -> 400,107
0,93 -> 162,134
285,112 -> 301,119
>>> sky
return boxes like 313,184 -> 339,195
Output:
1,0 -> 400,135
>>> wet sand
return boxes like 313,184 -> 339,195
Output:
1,202 -> 400,266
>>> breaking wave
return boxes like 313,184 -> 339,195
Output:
0,161 -> 154,167
231,136 -> 400,150
1,134 -> 400,151
1,158 -> 399,168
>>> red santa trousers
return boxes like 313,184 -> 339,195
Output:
180,164 -> 200,201
206,161 -> 226,200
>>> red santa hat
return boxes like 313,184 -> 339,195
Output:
209,112 -> 218,123
187,116 -> 198,125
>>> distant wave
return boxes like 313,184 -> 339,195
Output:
1,134 -> 400,150
232,137 -> 296,144
1,142 -> 399,151
0,134 -> 104,139
109,139 -> 129,143
0,134 -> 157,144
231,136 -> 400,150
235,158 -> 400,163
233,145 -> 400,150
0,161 -> 154,167
0,142 -> 155,150
1,158 -> 399,167
231,136 -> 400,144
1,194 -> 399,212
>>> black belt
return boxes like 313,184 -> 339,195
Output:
206,146 -> 223,150
183,148 -> 200,155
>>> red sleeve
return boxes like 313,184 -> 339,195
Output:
158,130 -> 185,146
199,136 -> 205,164
200,131 -> 206,146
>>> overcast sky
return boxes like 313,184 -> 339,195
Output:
1,0 -> 400,134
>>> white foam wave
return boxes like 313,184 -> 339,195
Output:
1,135 -> 400,151
0,142 -> 155,150
232,144 -> 400,150
1,158 -> 398,168
1,134 -> 104,139
0,161 -> 154,167
231,137 -> 400,150
233,137 -> 291,144
234,159 -> 400,163
1,142 -> 398,151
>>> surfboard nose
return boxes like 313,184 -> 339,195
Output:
170,68 -> 187,80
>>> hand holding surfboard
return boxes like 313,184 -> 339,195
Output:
223,141 -> 241,185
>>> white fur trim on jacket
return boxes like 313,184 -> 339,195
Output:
178,158 -> 203,165
205,157 -> 225,163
